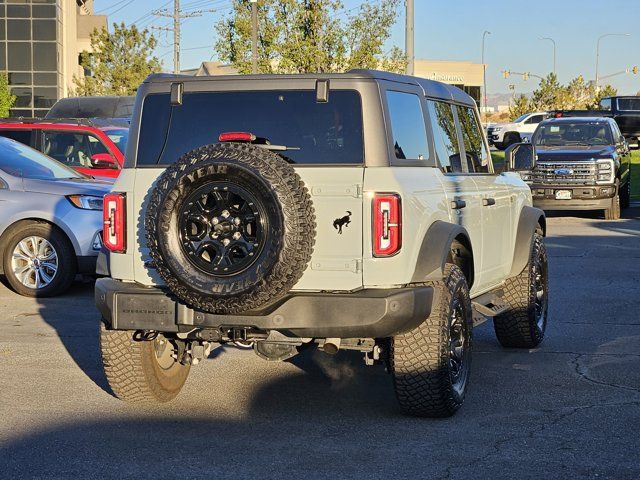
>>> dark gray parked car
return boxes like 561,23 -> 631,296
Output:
0,137 -> 110,296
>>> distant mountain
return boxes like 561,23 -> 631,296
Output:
486,92 -> 532,108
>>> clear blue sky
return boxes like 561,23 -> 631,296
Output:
94,0 -> 640,95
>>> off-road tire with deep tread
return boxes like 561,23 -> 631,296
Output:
100,323 -> 190,403
391,264 -> 473,418
493,233 -> 548,348
145,142 -> 315,314
604,194 -> 621,220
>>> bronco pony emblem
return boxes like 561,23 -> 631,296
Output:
333,211 -> 352,234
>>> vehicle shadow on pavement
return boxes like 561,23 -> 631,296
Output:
35,281 -> 114,396
4,209 -> 638,477
0,336 -> 493,479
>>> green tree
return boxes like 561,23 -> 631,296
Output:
530,73 -> 563,111
214,0 -> 405,74
527,73 -> 617,111
0,73 -> 16,117
73,22 -> 161,96
509,94 -> 532,120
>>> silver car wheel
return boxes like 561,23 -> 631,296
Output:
11,236 -> 59,289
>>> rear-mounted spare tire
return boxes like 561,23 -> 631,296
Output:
145,143 -> 315,314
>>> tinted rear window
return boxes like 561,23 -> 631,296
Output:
617,98 -> 640,111
0,129 -> 31,145
136,90 -> 364,166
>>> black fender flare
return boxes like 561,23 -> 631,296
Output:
508,205 -> 546,278
411,221 -> 474,288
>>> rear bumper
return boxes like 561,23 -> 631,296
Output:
95,278 -> 433,338
529,184 -> 616,211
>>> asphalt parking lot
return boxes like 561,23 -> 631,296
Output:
1,207 -> 639,479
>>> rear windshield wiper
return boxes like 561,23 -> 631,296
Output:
256,144 -> 301,152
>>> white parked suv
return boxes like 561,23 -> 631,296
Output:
96,70 -> 549,417
488,112 -> 546,149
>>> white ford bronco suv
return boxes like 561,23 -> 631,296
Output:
96,70 -> 548,417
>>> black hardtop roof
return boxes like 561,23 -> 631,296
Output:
144,69 -> 475,105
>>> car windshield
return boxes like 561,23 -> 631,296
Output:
0,137 -> 84,180
534,122 -> 613,146
104,128 -> 129,153
513,114 -> 529,123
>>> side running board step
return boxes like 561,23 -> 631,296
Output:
471,300 -> 511,326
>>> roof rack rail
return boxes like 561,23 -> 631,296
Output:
0,117 -> 130,127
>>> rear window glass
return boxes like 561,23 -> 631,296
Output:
137,90 -> 364,166
617,98 -> 640,111
0,129 -> 31,145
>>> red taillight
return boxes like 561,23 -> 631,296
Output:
103,193 -> 126,253
218,132 -> 256,142
372,193 -> 401,257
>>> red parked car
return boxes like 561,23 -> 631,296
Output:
0,119 -> 128,179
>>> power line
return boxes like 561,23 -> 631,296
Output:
152,0 -> 217,73
109,0 -> 139,16
95,0 -> 130,14
129,0 -> 172,26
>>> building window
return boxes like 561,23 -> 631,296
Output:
1,3 -> 60,117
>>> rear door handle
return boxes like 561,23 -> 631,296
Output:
450,199 -> 466,210
482,198 -> 496,206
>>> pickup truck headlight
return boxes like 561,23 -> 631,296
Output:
492,126 -> 502,132
67,195 -> 104,211
596,159 -> 615,184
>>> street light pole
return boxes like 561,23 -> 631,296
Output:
250,0 -> 258,74
539,37 -> 556,75
405,0 -> 414,75
481,30 -> 491,122
596,33 -> 630,88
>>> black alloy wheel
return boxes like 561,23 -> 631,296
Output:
179,182 -> 266,276
449,295 -> 471,397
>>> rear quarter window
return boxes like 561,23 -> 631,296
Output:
136,90 -> 364,166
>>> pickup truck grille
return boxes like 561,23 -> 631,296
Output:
529,161 -> 597,185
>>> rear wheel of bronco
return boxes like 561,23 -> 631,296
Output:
493,233 -> 548,348
100,323 -> 190,403
391,264 -> 473,417
604,193 -> 621,220
145,142 -> 315,314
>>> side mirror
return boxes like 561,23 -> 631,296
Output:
91,153 -> 118,169
504,142 -> 536,172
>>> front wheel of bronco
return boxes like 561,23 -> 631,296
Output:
100,323 -> 191,403
493,233 -> 548,348
391,264 -> 473,417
